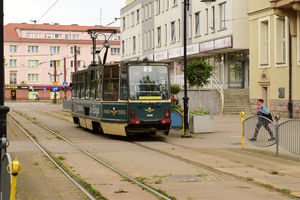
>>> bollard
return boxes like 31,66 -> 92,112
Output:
180,107 -> 185,136
7,157 -> 23,200
240,111 -> 245,150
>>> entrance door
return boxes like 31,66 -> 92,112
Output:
228,52 -> 244,88
11,90 -> 16,101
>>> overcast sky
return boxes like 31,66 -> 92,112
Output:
4,0 -> 125,26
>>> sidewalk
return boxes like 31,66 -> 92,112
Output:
166,115 -> 300,198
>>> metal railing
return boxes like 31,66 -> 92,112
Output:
211,74 -> 224,113
243,114 -> 300,156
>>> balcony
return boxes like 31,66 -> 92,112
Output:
270,0 -> 300,36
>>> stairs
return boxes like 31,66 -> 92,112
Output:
223,89 -> 252,115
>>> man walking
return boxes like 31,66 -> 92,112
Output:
250,99 -> 275,141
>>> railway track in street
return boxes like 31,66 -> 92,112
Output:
9,106 -> 298,200
9,110 -> 174,200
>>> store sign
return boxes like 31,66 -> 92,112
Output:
168,47 -> 181,59
200,41 -> 214,52
214,36 -> 232,50
187,43 -> 199,55
154,51 -> 168,61
5,86 -> 29,90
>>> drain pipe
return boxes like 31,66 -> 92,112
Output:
288,25 -> 293,118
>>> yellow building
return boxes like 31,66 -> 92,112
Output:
126,0 -> 135,5
249,0 -> 300,118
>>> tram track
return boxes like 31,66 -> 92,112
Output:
9,109 -> 174,200
10,107 -> 298,199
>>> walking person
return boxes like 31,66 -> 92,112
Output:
250,99 -> 275,141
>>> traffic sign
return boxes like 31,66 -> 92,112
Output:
63,82 -> 69,87
44,88 -> 46,92
52,87 -> 58,92
53,82 -> 58,86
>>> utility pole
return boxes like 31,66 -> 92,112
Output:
54,61 -> 57,104
64,58 -> 67,100
74,45 -> 77,72
182,0 -> 190,137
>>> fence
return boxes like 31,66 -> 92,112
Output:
243,114 -> 300,156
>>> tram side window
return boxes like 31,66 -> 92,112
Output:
90,70 -> 96,99
85,72 -> 90,99
96,68 -> 102,100
103,66 -> 119,101
120,67 -> 128,100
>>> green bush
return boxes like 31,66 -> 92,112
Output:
170,84 -> 181,95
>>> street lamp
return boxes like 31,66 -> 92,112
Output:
182,0 -> 215,137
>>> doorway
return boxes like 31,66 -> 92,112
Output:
11,90 -> 16,101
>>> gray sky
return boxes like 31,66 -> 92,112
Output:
4,0 -> 125,26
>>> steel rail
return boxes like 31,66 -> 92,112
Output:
9,115 -> 97,200
10,111 -> 172,200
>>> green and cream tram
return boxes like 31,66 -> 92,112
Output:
71,61 -> 171,136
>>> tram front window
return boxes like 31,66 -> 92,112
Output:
129,65 -> 169,100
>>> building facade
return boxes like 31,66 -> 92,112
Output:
249,0 -> 300,118
121,0 -> 249,114
4,23 -> 120,100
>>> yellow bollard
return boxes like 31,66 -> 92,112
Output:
240,111 -> 245,150
180,107 -> 185,136
7,157 -> 23,200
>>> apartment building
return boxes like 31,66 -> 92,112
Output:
249,0 -> 300,118
4,23 -> 120,100
121,0 -> 249,114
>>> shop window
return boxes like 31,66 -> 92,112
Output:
103,66 -> 119,101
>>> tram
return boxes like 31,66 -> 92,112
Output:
71,61 -> 171,136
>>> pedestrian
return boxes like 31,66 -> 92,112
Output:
249,99 -> 275,141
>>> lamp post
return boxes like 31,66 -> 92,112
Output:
182,0 -> 215,136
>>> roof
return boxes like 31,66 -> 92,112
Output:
4,23 -> 120,44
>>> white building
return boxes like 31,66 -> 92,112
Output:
121,0 -> 250,114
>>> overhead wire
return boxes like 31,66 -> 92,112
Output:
36,0 -> 60,23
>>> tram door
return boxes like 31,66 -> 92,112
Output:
11,90 -> 16,101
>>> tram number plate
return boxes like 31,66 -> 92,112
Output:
147,114 -> 153,117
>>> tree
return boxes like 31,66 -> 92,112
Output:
186,60 -> 213,108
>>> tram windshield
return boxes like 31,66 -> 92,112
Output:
129,65 -> 170,100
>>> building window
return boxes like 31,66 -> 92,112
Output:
50,46 -> 60,54
212,6 -> 215,32
50,60 -> 60,68
9,59 -> 17,67
131,12 -> 135,26
259,17 -> 270,67
70,47 -> 81,54
220,2 -> 226,30
178,19 -> 180,42
28,46 -> 38,53
275,17 -> 288,66
133,36 -> 136,53
45,33 -> 62,39
111,48 -> 120,55
122,40 -> 125,56
157,27 -> 161,47
65,34 -> 79,39
9,73 -> 17,84
173,0 -> 178,6
70,61 -> 81,68
156,0 -> 160,14
26,33 -> 41,38
49,74 -> 60,82
122,17 -> 126,30
205,8 -> 209,34
171,21 -> 176,43
165,24 -> 168,45
195,12 -> 201,36
28,74 -> 39,82
189,15 -> 192,38
166,0 -> 169,10
137,9 -> 140,24
9,45 -> 17,53
28,60 -> 39,68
